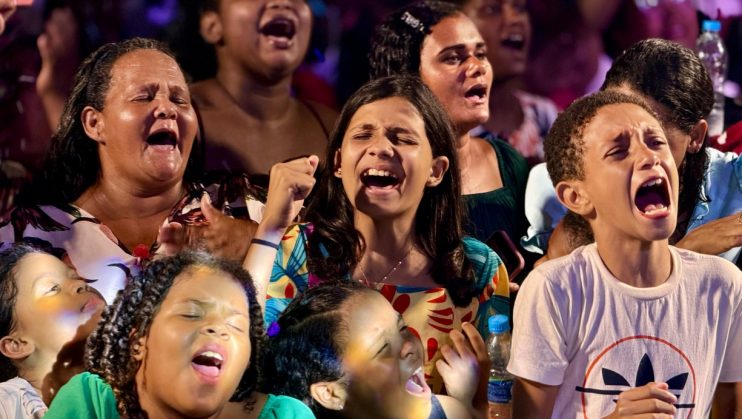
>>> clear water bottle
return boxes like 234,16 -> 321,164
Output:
696,19 -> 727,138
487,314 -> 513,419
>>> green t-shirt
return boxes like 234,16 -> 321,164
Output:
45,372 -> 315,418
45,372 -> 118,419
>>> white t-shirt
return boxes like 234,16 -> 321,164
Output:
0,378 -> 46,419
508,244 -> 742,418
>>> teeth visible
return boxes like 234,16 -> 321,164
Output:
643,204 -> 667,214
506,34 -> 524,42
641,178 -> 663,188
200,351 -> 223,362
364,169 -> 397,178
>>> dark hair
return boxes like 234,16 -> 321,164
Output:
305,75 -> 476,306
201,0 -> 219,13
85,251 -> 264,418
19,37 -> 202,206
0,244 -> 41,381
601,38 -> 714,235
262,281 -> 368,418
545,90 -> 659,185
369,1 -> 461,79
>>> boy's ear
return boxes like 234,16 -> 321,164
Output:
200,11 -> 223,45
81,106 -> 105,144
555,180 -> 594,216
333,150 -> 342,178
310,381 -> 347,411
426,156 -> 449,187
687,119 -> 708,154
0,335 -> 35,361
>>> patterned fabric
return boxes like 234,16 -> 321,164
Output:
265,223 -> 510,392
502,91 -> 558,163
0,174 -> 264,303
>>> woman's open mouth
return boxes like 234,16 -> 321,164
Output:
634,177 -> 671,219
464,84 -> 487,105
146,129 -> 178,151
260,16 -> 296,48
501,33 -> 526,52
360,168 -> 401,191
191,349 -> 224,385
405,367 -> 431,398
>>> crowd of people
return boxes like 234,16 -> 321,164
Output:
0,0 -> 740,418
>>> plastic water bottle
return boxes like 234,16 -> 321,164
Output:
487,314 -> 513,418
696,19 -> 727,138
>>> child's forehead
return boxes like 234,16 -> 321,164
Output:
166,266 -> 245,300
582,103 -> 661,146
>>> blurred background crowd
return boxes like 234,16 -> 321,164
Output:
1,0 -> 742,204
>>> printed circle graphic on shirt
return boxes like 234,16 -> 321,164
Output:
575,335 -> 696,419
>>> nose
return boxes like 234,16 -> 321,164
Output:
464,55 -> 488,79
154,99 -> 177,120
202,323 -> 229,339
73,282 -> 87,295
367,135 -> 394,158
637,144 -> 661,170
400,334 -> 420,363
503,2 -> 527,23
266,0 -> 293,11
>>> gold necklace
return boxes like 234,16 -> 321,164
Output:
358,248 -> 411,286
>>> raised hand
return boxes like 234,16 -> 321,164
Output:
260,155 -> 319,237
437,322 -> 489,419
36,7 -> 80,130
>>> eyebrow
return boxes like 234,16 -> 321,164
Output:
180,298 -> 248,317
386,126 -> 417,138
437,42 -> 487,56
349,123 -> 377,132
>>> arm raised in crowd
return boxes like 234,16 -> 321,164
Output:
243,155 -> 318,310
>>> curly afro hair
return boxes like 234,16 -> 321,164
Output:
544,90 -> 659,186
85,250 -> 265,418
261,281 -> 369,418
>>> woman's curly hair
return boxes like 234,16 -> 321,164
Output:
85,250 -> 265,418
262,281 -> 368,418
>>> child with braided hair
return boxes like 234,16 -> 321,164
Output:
45,251 -> 314,419
263,281 -> 488,419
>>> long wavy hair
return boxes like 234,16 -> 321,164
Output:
18,37 -> 203,206
305,75 -> 476,307
85,251 -> 264,418
601,38 -> 713,238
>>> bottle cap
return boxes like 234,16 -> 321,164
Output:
702,20 -> 721,32
488,314 -> 510,334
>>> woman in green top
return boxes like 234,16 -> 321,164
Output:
45,251 -> 314,419
370,2 -> 531,278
